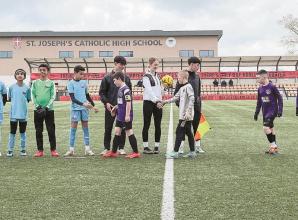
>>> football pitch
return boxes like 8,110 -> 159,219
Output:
0,100 -> 297,220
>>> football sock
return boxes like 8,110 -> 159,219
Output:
179,140 -> 185,148
20,132 -> 26,150
272,134 -> 276,143
129,134 -> 138,153
112,135 -> 121,153
266,133 -> 274,143
143,142 -> 148,148
82,127 -> 90,146
8,133 -> 16,151
69,128 -> 77,148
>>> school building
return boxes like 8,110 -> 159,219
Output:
0,30 -> 222,76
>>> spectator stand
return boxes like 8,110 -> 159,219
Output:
25,56 -> 298,100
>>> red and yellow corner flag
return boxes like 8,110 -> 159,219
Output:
194,113 -> 211,141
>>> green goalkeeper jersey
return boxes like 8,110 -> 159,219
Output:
31,79 -> 56,110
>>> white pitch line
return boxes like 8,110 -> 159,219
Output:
161,103 -> 175,220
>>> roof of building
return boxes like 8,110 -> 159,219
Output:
0,30 -> 223,40
24,56 -> 298,72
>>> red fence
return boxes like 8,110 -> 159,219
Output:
31,71 -> 298,80
202,94 -> 257,100
59,94 -> 257,101
30,72 -> 177,80
59,95 -> 173,101
200,71 -> 298,79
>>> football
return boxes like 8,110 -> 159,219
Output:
161,74 -> 174,88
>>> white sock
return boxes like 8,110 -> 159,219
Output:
271,142 -> 277,147
155,142 -> 160,148
179,141 -> 185,152
69,147 -> 75,152
85,145 -> 90,151
180,141 -> 185,148
143,142 -> 148,148
195,140 -> 201,148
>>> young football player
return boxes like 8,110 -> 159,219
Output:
31,63 -> 59,157
64,65 -> 98,156
254,69 -> 283,155
160,70 -> 196,158
103,71 -> 140,159
174,57 -> 204,154
7,69 -> 31,157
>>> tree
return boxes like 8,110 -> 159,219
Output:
280,14 -> 298,54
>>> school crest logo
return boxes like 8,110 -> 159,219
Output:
265,89 -> 271,95
12,37 -> 22,49
165,37 -> 176,48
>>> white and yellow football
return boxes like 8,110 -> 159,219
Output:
161,75 -> 174,88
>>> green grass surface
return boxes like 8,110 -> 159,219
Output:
0,100 -> 297,220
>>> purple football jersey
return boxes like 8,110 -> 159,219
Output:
117,84 -> 133,122
255,83 -> 283,118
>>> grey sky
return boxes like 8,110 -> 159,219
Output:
0,0 -> 297,56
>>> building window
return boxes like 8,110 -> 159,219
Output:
199,50 -> 214,57
59,51 -> 74,58
79,51 -> 94,58
179,50 -> 194,58
99,51 -> 113,57
119,51 -> 133,57
0,51 -> 13,58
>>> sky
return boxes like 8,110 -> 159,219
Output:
0,0 -> 297,56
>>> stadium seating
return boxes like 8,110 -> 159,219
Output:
56,83 -> 298,101
277,83 -> 298,97
201,84 -> 258,95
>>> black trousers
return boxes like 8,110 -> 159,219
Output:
104,109 -> 125,150
192,111 -> 201,133
142,100 -> 163,143
174,120 -> 194,152
34,110 -> 56,151
181,111 -> 201,141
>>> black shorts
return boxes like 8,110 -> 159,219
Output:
115,120 -> 132,130
263,117 -> 275,128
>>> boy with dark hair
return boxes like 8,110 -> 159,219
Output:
32,63 -> 59,157
174,56 -> 204,154
0,78 -> 7,157
64,65 -> 98,156
103,71 -> 140,159
254,69 -> 283,155
7,69 -> 31,157
99,56 -> 132,155
113,55 -> 127,65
